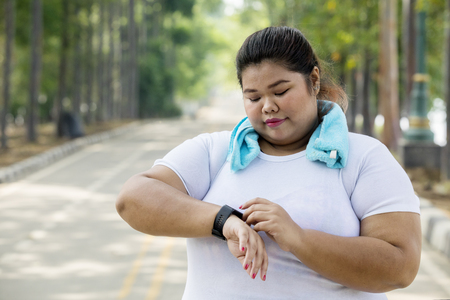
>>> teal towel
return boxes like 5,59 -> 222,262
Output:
227,100 -> 349,172
305,100 -> 348,169
226,117 -> 260,172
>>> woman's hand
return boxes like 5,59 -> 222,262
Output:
241,197 -> 301,252
222,215 -> 268,281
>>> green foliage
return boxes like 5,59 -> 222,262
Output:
4,0 -> 450,126
164,0 -> 196,16
426,1 -> 446,102
232,0 -> 449,111
138,40 -> 181,118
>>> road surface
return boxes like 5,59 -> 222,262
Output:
1,95 -> 450,299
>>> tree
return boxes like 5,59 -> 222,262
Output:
1,0 -> 15,149
128,0 -> 138,118
56,0 -> 70,137
105,1 -> 115,120
84,0 -> 95,125
379,0 -> 401,151
402,0 -> 416,116
444,0 -> 450,179
28,0 -> 43,142
96,0 -> 105,122
72,1 -> 83,116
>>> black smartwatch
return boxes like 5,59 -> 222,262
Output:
212,205 -> 243,240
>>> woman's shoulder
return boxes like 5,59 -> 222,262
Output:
347,132 -> 388,158
193,130 -> 232,148
345,132 -> 398,173
190,131 -> 232,163
348,132 -> 383,147
345,132 -> 404,179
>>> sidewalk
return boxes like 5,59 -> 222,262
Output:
0,121 -> 140,184
420,198 -> 450,260
1,119 -> 450,263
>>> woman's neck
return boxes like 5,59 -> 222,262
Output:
258,118 -> 319,156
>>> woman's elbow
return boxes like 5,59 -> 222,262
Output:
115,192 -> 128,217
396,261 -> 420,289
115,175 -> 145,223
387,250 -> 421,291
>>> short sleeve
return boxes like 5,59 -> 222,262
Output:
342,135 -> 420,220
153,131 -> 230,200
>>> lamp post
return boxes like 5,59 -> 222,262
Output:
403,11 -> 434,141
401,10 -> 441,171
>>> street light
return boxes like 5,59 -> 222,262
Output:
403,11 -> 434,142
401,10 -> 441,171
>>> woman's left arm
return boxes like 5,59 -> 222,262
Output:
242,198 -> 421,293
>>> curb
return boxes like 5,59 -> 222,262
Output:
0,121 -> 141,184
421,198 -> 450,260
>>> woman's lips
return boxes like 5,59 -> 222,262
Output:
265,118 -> 286,128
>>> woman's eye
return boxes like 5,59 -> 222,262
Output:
249,97 -> 260,102
275,89 -> 289,96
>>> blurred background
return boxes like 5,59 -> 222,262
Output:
2,0 -> 450,299
0,0 -> 448,153
3,0 -> 450,208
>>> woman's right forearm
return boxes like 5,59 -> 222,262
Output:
116,174 -> 221,237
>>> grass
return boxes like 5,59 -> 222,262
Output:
0,120 -> 134,168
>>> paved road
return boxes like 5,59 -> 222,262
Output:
1,96 -> 450,299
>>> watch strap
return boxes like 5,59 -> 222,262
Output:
212,205 -> 243,240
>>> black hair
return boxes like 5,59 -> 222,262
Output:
236,26 -> 348,112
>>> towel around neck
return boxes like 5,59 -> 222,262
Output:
226,100 -> 349,172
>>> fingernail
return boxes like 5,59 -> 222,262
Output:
241,247 -> 245,252
252,273 -> 256,279
239,205 -> 243,209
263,275 -> 266,281
245,264 -> 249,270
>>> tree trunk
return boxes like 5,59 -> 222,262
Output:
379,0 -> 401,151
105,1 -> 115,120
128,0 -> 138,118
84,0 -> 94,125
443,0 -> 450,180
140,0 -> 149,57
1,0 -> 15,149
113,2 -> 122,119
348,68 -> 358,132
72,2 -> 82,116
28,0 -> 43,142
56,0 -> 70,137
119,0 -> 129,119
96,0 -> 105,122
402,0 -> 416,116
362,51 -> 373,136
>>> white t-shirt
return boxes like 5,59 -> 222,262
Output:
154,131 -> 420,300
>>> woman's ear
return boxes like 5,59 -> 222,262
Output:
310,66 -> 320,87
310,66 -> 320,95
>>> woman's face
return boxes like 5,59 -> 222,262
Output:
241,61 -> 319,155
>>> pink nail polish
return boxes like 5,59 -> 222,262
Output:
252,273 -> 256,279
245,264 -> 249,270
241,247 -> 245,252
239,205 -> 243,209
263,275 -> 266,281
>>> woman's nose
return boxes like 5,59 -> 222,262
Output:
262,97 -> 279,113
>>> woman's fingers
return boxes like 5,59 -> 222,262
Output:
243,229 -> 258,274
249,233 -> 266,280
238,226 -> 248,252
240,197 -> 271,211
261,249 -> 269,281
245,210 -> 269,226
223,214 -> 268,280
